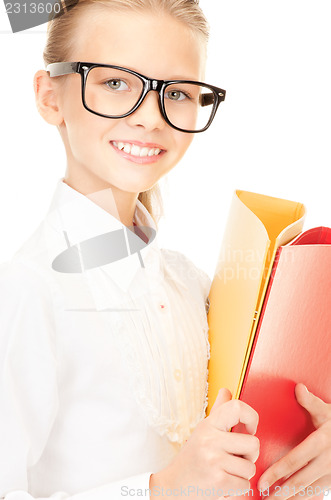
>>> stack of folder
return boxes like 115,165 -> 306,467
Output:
206,190 -> 331,499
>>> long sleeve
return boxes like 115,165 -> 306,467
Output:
0,261 -> 154,500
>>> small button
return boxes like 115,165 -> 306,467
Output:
174,369 -> 182,382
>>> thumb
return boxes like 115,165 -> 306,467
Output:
210,387 -> 232,414
295,383 -> 331,429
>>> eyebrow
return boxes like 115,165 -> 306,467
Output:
95,62 -> 200,81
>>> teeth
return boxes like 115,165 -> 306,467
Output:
112,141 -> 162,157
131,145 -> 140,156
140,147 -> 149,157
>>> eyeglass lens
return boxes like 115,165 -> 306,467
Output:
84,67 -> 216,131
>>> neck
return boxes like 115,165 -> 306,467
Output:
62,178 -> 138,228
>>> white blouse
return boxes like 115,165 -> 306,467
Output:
0,178 -> 212,500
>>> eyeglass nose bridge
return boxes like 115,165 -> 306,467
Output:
143,78 -> 164,97
140,78 -> 164,108
129,77 -> 165,124
152,80 -> 158,91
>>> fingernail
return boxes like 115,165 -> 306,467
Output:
303,384 -> 309,393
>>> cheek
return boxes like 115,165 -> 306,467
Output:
175,133 -> 195,157
61,82 -> 101,134
64,117 -> 101,163
64,102 -> 114,150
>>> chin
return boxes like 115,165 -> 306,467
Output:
107,179 -> 156,194
116,173 -> 162,192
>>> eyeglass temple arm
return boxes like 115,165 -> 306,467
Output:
46,62 -> 79,76
200,91 -> 225,107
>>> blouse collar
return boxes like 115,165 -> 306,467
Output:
44,177 -> 162,292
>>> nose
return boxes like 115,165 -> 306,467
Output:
126,90 -> 165,131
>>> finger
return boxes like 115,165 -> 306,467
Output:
291,476 -> 331,500
218,472 -> 251,498
265,457 -> 320,500
257,430 -> 322,491
295,384 -> 331,429
268,475 -> 331,500
220,430 -> 260,463
209,388 -> 233,412
210,399 -> 259,436
221,453 -> 256,480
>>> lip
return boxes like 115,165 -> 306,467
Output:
109,140 -> 167,165
112,139 -> 166,150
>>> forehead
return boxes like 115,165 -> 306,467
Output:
71,7 -> 206,80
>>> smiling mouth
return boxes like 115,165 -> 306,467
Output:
111,141 -> 164,158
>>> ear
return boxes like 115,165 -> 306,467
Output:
33,70 -> 64,126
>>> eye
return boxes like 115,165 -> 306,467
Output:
104,79 -> 129,91
165,90 -> 190,101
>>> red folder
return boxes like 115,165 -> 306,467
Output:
232,226 -> 331,499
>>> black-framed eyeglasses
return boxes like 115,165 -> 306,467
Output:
46,61 -> 226,133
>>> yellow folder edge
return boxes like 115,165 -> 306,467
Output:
206,190 -> 306,415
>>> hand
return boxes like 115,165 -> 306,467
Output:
149,388 -> 260,500
257,383 -> 331,500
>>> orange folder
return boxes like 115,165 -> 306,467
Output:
206,191 -> 331,499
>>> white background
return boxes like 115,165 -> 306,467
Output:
0,0 -> 330,280
0,2 -> 330,498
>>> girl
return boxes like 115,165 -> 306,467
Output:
0,1 -> 330,500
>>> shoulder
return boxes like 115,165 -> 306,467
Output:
10,219 -> 47,269
0,260 -> 56,339
160,247 -> 212,301
1,217 -> 55,294
0,259 -> 51,301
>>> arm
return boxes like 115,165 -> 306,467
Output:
0,262 -> 154,500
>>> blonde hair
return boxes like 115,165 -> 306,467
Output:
43,0 -> 210,228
